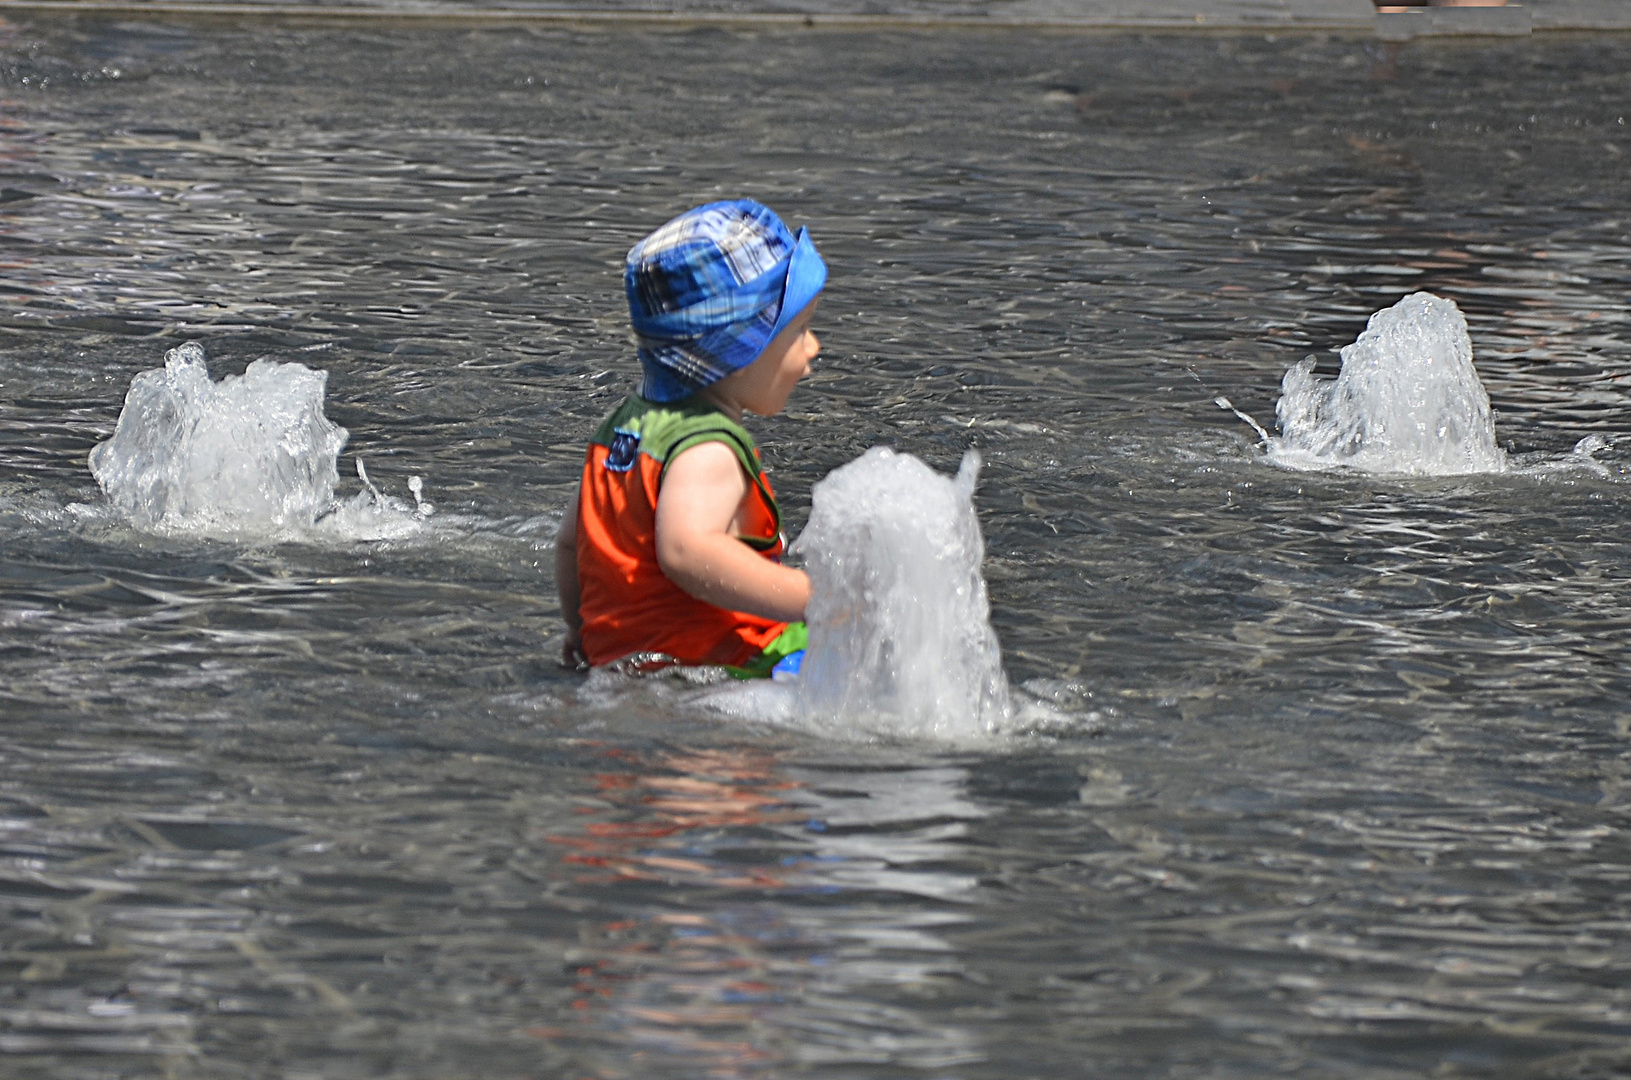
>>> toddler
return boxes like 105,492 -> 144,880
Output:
555,200 -> 825,676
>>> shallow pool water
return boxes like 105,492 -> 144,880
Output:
2,18 -> 1630,1079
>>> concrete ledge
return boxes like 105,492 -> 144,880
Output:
1530,0 -> 1631,29
994,0 -> 1376,27
1377,3 -> 1532,37
0,0 -> 1621,31
0,0 -> 1380,30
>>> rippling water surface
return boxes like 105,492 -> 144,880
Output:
2,18 -> 1631,1078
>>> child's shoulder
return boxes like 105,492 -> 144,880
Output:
589,395 -> 759,470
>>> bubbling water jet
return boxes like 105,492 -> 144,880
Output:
788,447 -> 1011,740
89,341 -> 348,534
1267,292 -> 1507,476
89,341 -> 429,540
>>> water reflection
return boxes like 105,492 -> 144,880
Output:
546,748 -> 985,1076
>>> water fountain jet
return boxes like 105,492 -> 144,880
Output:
89,341 -> 429,541
707,447 -> 1011,741
1268,292 -> 1506,476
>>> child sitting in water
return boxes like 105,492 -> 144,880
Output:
555,200 -> 825,676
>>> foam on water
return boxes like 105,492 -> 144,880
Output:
707,447 -> 1011,741
1267,292 -> 1507,476
88,341 -> 429,541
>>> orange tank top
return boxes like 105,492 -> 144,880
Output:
575,395 -> 788,668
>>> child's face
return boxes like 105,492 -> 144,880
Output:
716,302 -> 820,418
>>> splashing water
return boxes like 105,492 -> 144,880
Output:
88,341 -> 430,540
788,447 -> 1011,740
89,342 -> 348,534
1267,292 -> 1507,476
1214,396 -> 1271,446
316,458 -> 438,541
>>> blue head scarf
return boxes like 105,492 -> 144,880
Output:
625,199 -> 827,403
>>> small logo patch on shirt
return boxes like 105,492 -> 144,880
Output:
604,427 -> 640,473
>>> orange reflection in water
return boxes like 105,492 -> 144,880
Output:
537,747 -> 817,1079
532,748 -> 985,1078
546,748 -> 805,890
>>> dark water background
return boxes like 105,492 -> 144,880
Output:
2,18 -> 1631,1078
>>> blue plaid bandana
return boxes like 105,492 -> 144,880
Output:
626,199 -> 826,403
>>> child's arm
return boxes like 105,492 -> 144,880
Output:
655,441 -> 809,623
555,492 -> 587,667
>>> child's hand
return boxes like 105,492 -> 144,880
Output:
556,492 -> 587,669
561,630 -> 588,671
